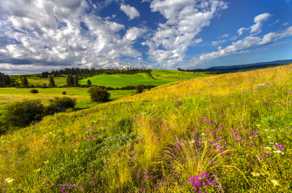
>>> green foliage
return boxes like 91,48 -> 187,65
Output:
136,85 -> 145,93
66,74 -> 74,87
0,120 -> 6,134
87,79 -> 92,87
73,75 -> 79,87
48,76 -> 56,87
30,89 -> 39,94
4,100 -> 45,127
20,76 -> 29,88
46,97 -> 76,114
66,75 -> 79,87
88,87 -> 110,102
0,72 -> 11,87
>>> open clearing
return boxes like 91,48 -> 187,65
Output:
0,88 -> 135,110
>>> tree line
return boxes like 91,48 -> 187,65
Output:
1,69 -> 156,90
15,75 -> 80,88
0,72 -> 13,87
40,68 -> 152,78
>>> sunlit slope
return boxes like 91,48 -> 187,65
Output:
0,65 -> 291,192
122,64 -> 292,101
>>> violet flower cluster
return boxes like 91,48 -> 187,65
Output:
188,172 -> 216,193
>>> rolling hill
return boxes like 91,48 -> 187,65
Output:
0,65 -> 291,192
186,59 -> 292,73
80,70 -> 204,88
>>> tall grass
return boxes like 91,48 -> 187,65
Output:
0,65 -> 291,192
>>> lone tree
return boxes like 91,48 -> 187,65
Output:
21,76 -> 29,88
73,75 -> 79,87
48,76 -> 56,87
87,79 -> 92,87
66,74 -> 74,87
88,87 -> 110,102
136,85 -> 145,93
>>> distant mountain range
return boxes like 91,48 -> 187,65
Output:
183,59 -> 292,73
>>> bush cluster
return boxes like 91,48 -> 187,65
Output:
30,89 -> 39,94
46,97 -> 76,115
5,100 -> 45,127
136,85 -> 145,93
88,87 -> 110,102
3,97 -> 76,128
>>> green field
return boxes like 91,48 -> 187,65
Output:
80,70 -> 202,88
0,88 -> 135,112
0,65 -> 291,192
28,76 -> 67,87
11,70 -> 202,88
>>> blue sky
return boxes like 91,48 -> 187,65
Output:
0,0 -> 291,73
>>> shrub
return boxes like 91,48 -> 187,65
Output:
46,97 -> 76,114
0,120 -> 7,134
87,79 -> 92,87
30,89 -> 39,94
88,87 -> 110,102
136,85 -> 145,93
48,76 -> 56,87
5,100 -> 45,127
20,76 -> 29,88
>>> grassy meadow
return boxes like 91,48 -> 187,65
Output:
0,88 -> 135,126
11,70 -> 202,88
0,70 -> 201,124
0,65 -> 291,192
28,76 -> 67,87
80,70 -> 203,88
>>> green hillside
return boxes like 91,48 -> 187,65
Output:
80,70 -> 202,88
0,65 -> 291,192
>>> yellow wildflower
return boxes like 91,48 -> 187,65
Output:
271,179 -> 280,187
5,177 -> 14,184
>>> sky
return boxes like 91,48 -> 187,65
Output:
0,0 -> 291,74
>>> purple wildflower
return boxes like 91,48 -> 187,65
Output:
231,129 -> 241,142
212,142 -> 224,153
188,172 -> 216,193
275,143 -> 285,151
201,117 -> 214,126
59,183 -> 77,193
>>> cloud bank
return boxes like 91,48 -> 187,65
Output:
189,11 -> 292,67
0,0 -> 291,73
0,0 -> 144,72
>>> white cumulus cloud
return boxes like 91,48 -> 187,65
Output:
146,0 -> 227,68
189,25 -> 292,66
250,13 -> 271,34
0,0 -> 145,72
120,4 -> 140,20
